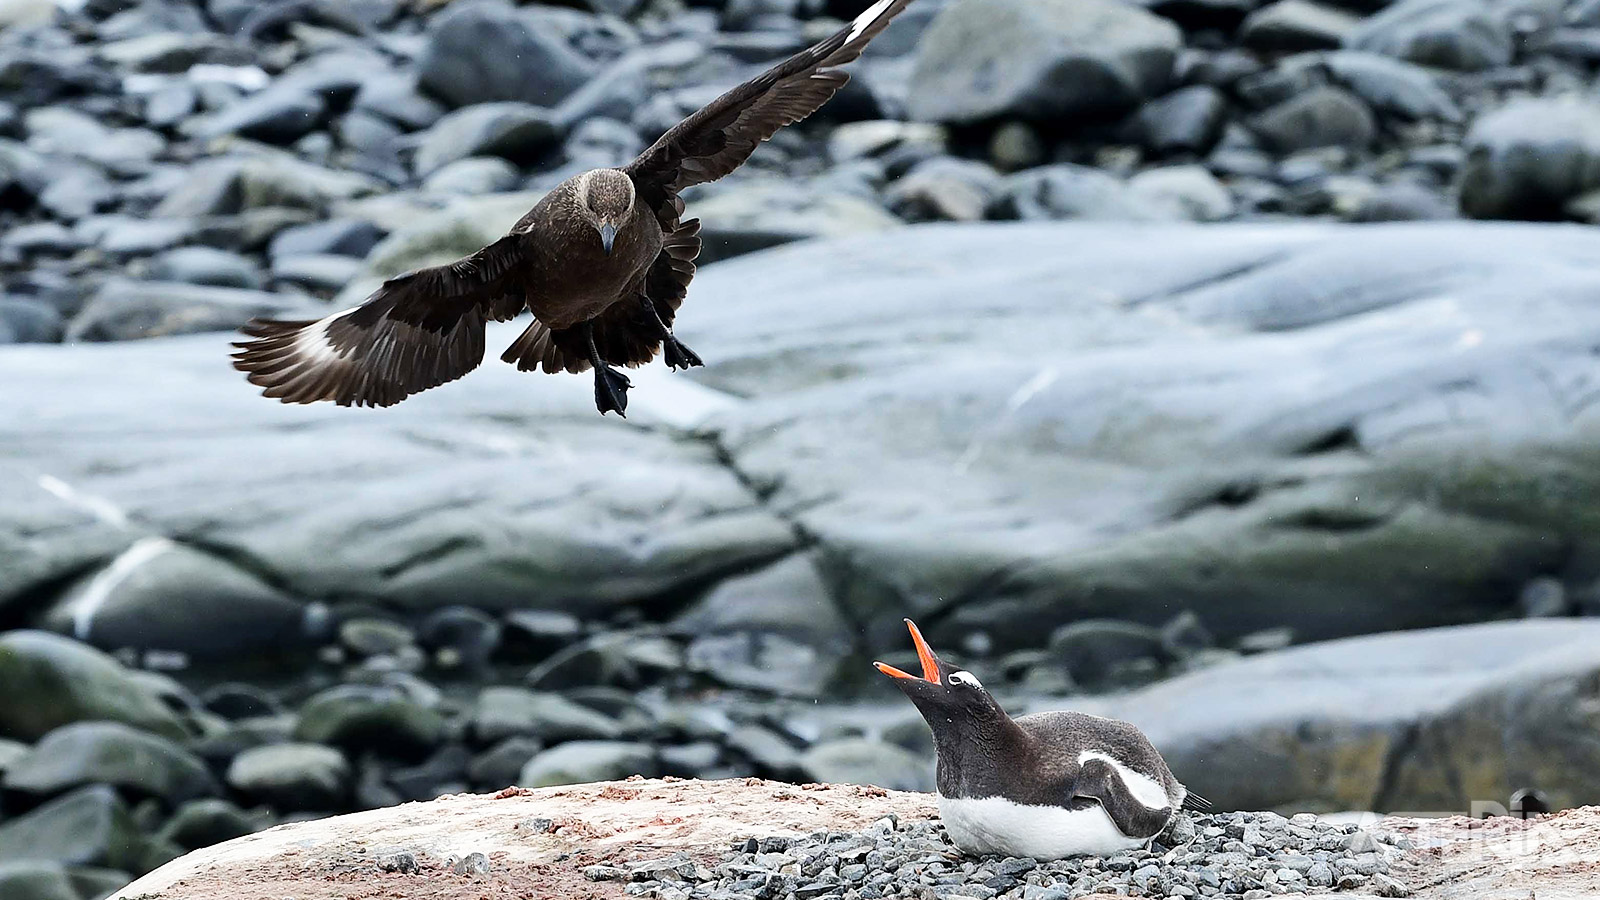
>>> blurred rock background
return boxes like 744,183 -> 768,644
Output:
4,0 -> 1600,896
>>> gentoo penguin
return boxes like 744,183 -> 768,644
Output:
875,619 -> 1202,860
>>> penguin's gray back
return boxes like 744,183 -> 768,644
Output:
1015,710 -> 1187,808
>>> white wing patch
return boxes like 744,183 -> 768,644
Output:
294,307 -> 360,365
1078,750 -> 1171,810
848,0 -> 897,42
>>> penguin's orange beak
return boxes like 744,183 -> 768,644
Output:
873,618 -> 942,682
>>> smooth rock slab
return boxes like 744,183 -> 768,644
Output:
1083,620 -> 1600,812
678,221 -> 1600,653
0,324 -> 783,625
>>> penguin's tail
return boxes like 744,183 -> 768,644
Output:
1181,791 -> 1213,812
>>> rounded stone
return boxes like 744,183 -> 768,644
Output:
227,743 -> 350,811
909,0 -> 1181,124
518,741 -> 658,787
4,721 -> 218,804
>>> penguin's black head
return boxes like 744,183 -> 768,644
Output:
874,618 -> 997,720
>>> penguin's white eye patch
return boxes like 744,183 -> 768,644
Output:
948,671 -> 981,689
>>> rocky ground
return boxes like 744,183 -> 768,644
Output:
104,778 -> 1600,900
7,0 -> 1600,897
6,0 -> 1600,345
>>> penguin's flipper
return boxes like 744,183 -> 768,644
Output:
1072,758 -> 1173,840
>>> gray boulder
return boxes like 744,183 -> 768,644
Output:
518,741 -> 658,787
1346,0 -> 1512,70
1048,619 -> 1166,688
67,867 -> 133,900
146,247 -> 263,290
39,538 -> 304,659
1137,86 -> 1229,156
469,687 -> 623,744
0,738 -> 26,774
37,168 -> 116,222
677,553 -> 853,697
293,684 -> 446,758
798,738 -> 934,792
226,743 -> 350,811
0,632 -> 187,742
156,798 -> 265,850
0,786 -> 148,872
267,219 -> 384,261
1310,51 -> 1462,122
1127,165 -> 1236,221
991,164 -> 1177,220
884,157 -> 1003,222
691,179 -> 902,263
422,157 -> 522,195
468,736 -> 543,788
2,222 -> 83,258
1090,620 -> 1600,811
1249,86 -> 1376,153
80,217 -> 197,258
355,76 -> 448,132
1239,0 -> 1359,51
419,0 -> 597,110
4,721 -> 218,804
412,103 -> 563,177
828,120 -> 947,164
0,298 -> 64,344
1459,97 -> 1600,220
909,0 -> 1181,124
25,107 -> 164,171
152,154 -> 382,218
65,280 -> 308,343
190,83 -> 326,144
1349,180 -> 1456,222
725,724 -> 802,778
270,254 -> 364,292
0,862 -> 80,900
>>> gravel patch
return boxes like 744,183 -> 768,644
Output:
594,811 -> 1413,899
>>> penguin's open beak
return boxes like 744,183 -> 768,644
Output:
873,618 -> 942,682
599,223 -> 617,255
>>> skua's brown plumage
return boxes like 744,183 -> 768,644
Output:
233,0 -> 916,415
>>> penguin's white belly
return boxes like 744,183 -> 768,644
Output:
937,795 -> 1146,860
